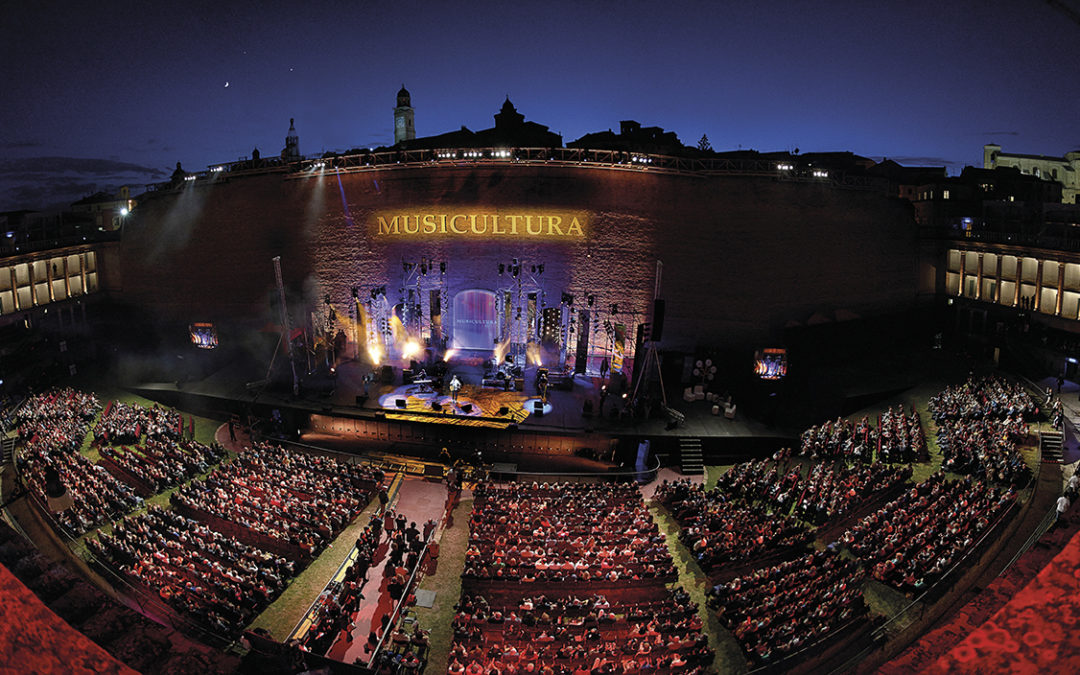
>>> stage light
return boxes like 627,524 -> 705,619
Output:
368,345 -> 382,363
440,262 -> 446,273
120,207 -> 129,216
402,339 -> 421,359
498,263 -> 505,275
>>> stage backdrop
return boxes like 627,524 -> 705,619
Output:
120,163 -> 919,352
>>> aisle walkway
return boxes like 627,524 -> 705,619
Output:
324,476 -> 448,666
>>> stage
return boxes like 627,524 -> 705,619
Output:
127,354 -> 794,466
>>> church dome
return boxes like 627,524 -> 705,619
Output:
397,86 -> 411,107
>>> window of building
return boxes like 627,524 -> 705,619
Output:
943,189 -> 950,200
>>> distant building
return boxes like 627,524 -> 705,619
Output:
910,165 -> 1062,227
394,86 -> 416,145
984,144 -> 1080,204
568,120 -> 684,155
397,96 -> 561,150
70,186 -> 133,231
866,160 -> 947,201
282,118 -> 300,161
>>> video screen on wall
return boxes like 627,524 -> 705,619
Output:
754,348 -> 787,380
189,323 -> 219,350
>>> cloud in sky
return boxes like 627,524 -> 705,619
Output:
0,156 -> 167,212
0,140 -> 45,150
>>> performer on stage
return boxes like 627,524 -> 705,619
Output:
414,368 -> 433,394
449,375 -> 462,402
537,369 -> 549,403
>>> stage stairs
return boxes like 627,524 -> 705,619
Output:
1040,429 -> 1064,464
1,436 -> 16,464
679,437 -> 704,475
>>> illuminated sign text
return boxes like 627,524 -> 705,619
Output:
375,212 -> 586,238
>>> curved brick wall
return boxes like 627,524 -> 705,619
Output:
121,165 -> 918,349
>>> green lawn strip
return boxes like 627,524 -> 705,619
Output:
862,578 -> 920,633
648,501 -> 746,675
248,499 -> 380,640
705,464 -> 734,489
412,497 -> 473,674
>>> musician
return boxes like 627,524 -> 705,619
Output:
449,375 -> 463,402
414,369 -> 433,394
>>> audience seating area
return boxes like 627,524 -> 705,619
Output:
88,505 -> 296,636
833,472 -> 1015,592
171,441 -> 380,562
877,406 -> 929,463
99,438 -> 225,497
707,549 -> 868,665
94,400 -> 184,444
3,375 -> 1044,672
659,377 -> 1035,668
929,376 -> 1034,486
454,481 -> 713,674
11,388 -> 382,639
800,407 -> 927,463
656,457 -> 911,574
16,389 -> 141,534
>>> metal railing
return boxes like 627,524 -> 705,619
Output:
285,474 -> 405,644
146,147 -> 889,193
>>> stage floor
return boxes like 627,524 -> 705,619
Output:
131,355 -> 788,442
327,358 -> 781,438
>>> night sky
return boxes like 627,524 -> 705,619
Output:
2,0 -> 1079,211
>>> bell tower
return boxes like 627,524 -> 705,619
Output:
282,118 -> 300,161
394,85 -> 415,145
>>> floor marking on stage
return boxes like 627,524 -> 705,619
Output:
377,384 -> 540,427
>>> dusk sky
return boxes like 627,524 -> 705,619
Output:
2,0 -> 1079,210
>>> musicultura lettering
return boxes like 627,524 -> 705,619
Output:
375,213 -> 586,238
